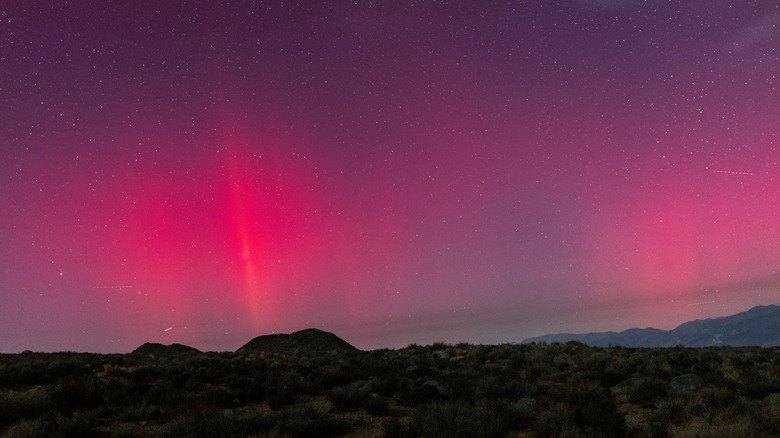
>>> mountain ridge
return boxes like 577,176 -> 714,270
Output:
237,328 -> 359,354
522,304 -> 780,347
132,342 -> 201,355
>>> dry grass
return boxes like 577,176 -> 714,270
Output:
2,343 -> 780,437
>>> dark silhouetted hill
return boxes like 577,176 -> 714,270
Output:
132,342 -> 200,355
237,328 -> 359,354
522,304 -> 780,347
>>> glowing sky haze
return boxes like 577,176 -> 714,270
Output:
2,1 -> 780,352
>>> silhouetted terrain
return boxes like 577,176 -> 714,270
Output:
132,342 -> 201,355
237,328 -> 359,355
4,330 -> 780,437
523,305 -> 780,347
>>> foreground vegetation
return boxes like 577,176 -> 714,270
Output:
2,342 -> 780,437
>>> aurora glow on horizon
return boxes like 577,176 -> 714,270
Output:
2,1 -> 780,353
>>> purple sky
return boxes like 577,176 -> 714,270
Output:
2,1 -> 780,353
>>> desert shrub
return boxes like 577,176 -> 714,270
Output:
281,405 -> 321,438
398,379 -> 444,405
224,374 -> 252,391
0,360 -> 48,387
166,366 -> 190,389
741,375 -> 780,400
267,384 -> 295,410
382,418 -> 413,438
281,405 -> 352,438
627,378 -> 668,406
534,403 -> 575,438
668,348 -> 699,375
411,400 -> 493,438
224,375 -> 265,403
506,379 -> 538,399
189,365 -> 224,385
373,375 -> 402,397
50,377 -> 104,412
366,394 -> 389,415
128,365 -> 166,384
328,380 -> 372,409
600,357 -> 631,385
569,383 -> 626,436
480,399 -> 532,432
754,411 -> 780,436
44,360 -> 78,382
440,371 -> 479,400
145,379 -> 179,407
101,378 -> 137,407
646,419 -> 672,438
688,401 -> 712,424
1,418 -> 47,438
655,399 -> 685,424
54,412 -> 98,438
475,375 -> 509,399
118,398 -> 167,423
200,386 -> 237,408
699,386 -> 738,410
168,409 -> 273,438
309,365 -> 339,390
111,423 -> 145,438
0,388 -> 51,430
168,410 -> 241,438
358,353 -> 394,378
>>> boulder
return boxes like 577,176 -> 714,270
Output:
670,374 -> 703,393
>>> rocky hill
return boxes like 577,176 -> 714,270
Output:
237,328 -> 359,354
523,304 -> 780,347
132,342 -> 201,355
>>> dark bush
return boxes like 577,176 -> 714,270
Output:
55,412 -> 99,438
534,403 -> 575,438
128,365 -> 166,384
0,388 -> 51,430
398,379 -> 444,405
655,399 -> 685,424
366,394 -> 389,415
741,376 -> 780,399
412,400 -> 489,438
168,410 -> 240,438
50,377 -> 104,412
382,417 -> 413,438
328,380 -> 374,409
627,378 -> 668,406
281,405 -> 353,438
102,378 -> 138,407
168,408 -> 274,438
0,359 -> 49,386
699,386 -> 738,410
200,386 -> 238,408
570,383 -> 626,436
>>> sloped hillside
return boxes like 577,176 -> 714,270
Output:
237,328 -> 358,354
132,342 -> 200,355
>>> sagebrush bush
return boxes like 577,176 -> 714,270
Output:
281,405 -> 352,438
0,388 -> 51,430
627,377 -> 668,406
50,377 -> 104,413
7,343 -> 780,437
412,400 -> 490,438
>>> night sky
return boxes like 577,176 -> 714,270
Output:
2,1 -> 780,353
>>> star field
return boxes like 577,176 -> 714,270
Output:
1,1 -> 780,352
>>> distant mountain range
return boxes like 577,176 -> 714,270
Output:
522,304 -> 780,347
